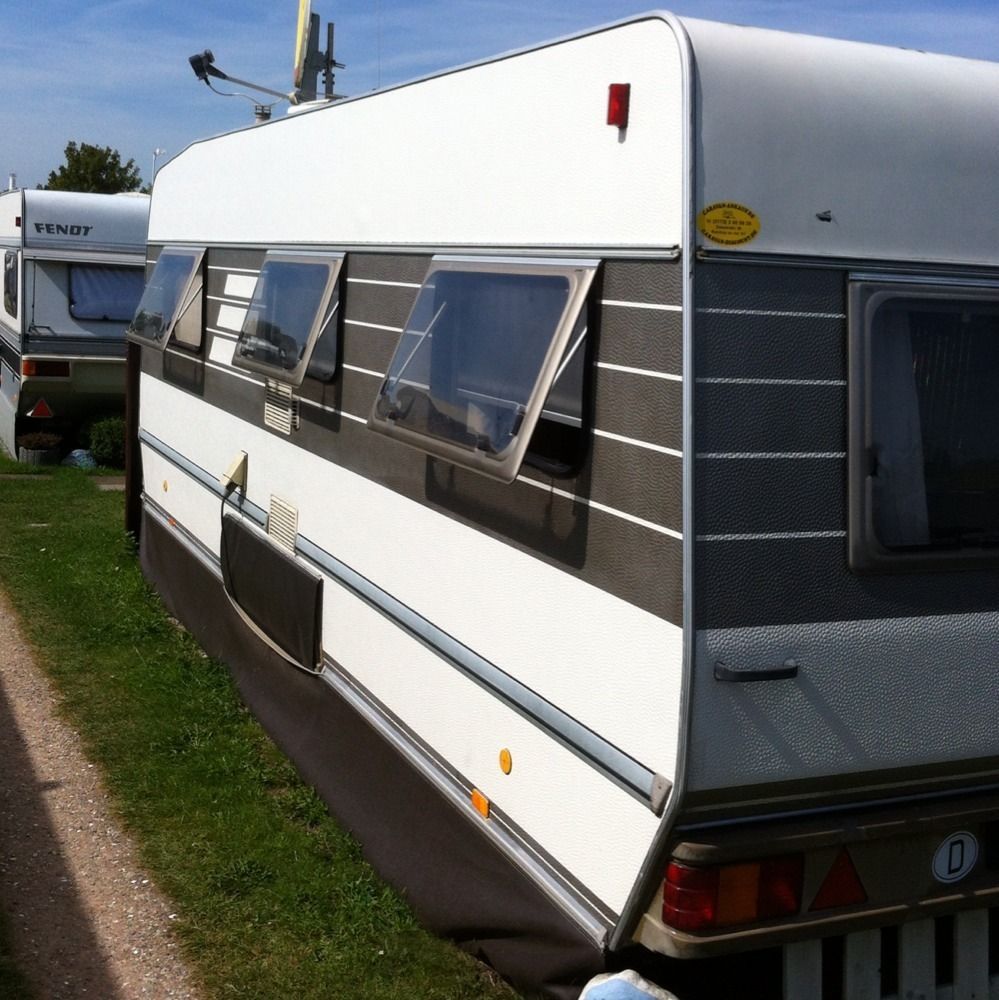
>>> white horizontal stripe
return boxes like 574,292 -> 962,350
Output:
697,531 -> 846,542
696,307 -> 845,319
593,429 -> 681,458
297,395 -> 367,424
206,294 -> 251,307
206,264 -> 260,275
204,360 -> 263,386
601,299 -> 681,312
344,318 -> 405,334
208,337 -> 235,367
223,273 -> 258,299
207,327 -> 237,341
517,475 -> 682,540
697,451 -> 845,460
216,303 -> 247,332
696,377 -> 846,386
597,362 -> 682,382
347,277 -> 421,289
343,363 -> 384,379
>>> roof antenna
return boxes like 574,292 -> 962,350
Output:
293,1 -> 346,103
188,49 -> 291,121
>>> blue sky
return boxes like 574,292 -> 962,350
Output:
1,1 -> 997,189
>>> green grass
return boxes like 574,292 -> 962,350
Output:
0,469 -> 519,999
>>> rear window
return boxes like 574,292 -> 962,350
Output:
849,281 -> 999,570
69,264 -> 144,322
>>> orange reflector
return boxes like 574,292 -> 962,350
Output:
809,849 -> 867,911
26,398 -> 54,418
470,788 -> 490,819
22,360 -> 70,378
716,863 -> 760,926
499,749 -> 512,775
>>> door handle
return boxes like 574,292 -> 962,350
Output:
714,659 -> 799,683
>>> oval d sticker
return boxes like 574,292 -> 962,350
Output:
697,202 -> 760,246
932,831 -> 978,884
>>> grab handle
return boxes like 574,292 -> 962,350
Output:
714,659 -> 799,683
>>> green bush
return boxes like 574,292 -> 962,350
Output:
89,415 -> 126,468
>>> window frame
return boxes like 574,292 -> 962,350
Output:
848,277 -> 999,572
232,251 -> 344,387
126,246 -> 205,352
367,255 -> 598,484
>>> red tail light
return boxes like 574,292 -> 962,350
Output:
664,855 -> 803,932
22,359 -> 70,378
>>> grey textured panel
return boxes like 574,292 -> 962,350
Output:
696,457 -> 844,535
696,311 -> 846,380
596,305 -> 682,376
696,536 -> 998,629
340,321 -> 397,375
344,280 -> 420,331
696,382 -> 846,454
694,262 -> 844,313
602,259 -> 682,306
346,253 -> 431,285
685,612 -> 999,808
593,367 -> 681,453
206,247 -> 265,275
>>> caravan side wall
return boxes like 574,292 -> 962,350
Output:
139,17 -> 687,997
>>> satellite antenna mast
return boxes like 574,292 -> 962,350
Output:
293,1 -> 345,103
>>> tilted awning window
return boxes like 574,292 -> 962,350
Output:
233,252 -> 344,386
368,256 -> 598,483
126,247 -> 205,351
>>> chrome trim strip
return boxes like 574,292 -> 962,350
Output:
139,428 -> 668,814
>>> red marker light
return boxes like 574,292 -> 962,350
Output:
809,849 -> 867,911
607,83 -> 631,129
26,398 -> 54,419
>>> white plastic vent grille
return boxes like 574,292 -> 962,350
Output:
264,379 -> 299,435
267,495 -> 298,552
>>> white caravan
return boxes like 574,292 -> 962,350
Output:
0,189 -> 149,457
128,12 -> 999,1000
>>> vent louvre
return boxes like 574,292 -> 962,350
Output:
267,495 -> 298,552
264,379 -> 299,434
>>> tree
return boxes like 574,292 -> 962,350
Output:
42,142 -> 143,193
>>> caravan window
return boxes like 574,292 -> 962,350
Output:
233,252 -> 344,386
3,251 -> 16,319
127,247 -> 204,351
69,264 -> 145,322
849,281 -> 999,570
369,257 -> 597,483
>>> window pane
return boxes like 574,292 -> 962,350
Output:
128,249 -> 202,347
3,251 -> 16,318
870,296 -> 999,551
69,264 -> 144,322
234,257 -> 337,380
376,270 -> 572,457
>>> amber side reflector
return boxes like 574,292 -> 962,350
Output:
22,359 -> 70,378
470,788 -> 490,819
664,855 -> 803,932
809,849 -> 867,911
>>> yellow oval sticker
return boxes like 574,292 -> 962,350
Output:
697,202 -> 760,246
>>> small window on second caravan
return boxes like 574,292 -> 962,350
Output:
369,257 -> 598,483
233,252 -> 344,386
70,264 -> 145,322
849,281 -> 999,570
3,250 -> 17,319
127,247 -> 205,351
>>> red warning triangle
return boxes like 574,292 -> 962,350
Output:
27,398 -> 53,418
809,849 -> 867,911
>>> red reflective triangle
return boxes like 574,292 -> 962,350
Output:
809,849 -> 867,911
27,398 -> 54,418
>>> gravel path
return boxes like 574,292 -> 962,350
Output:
0,586 -> 201,999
